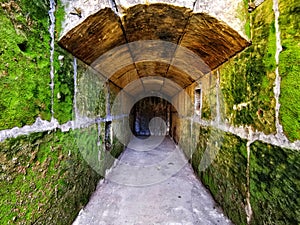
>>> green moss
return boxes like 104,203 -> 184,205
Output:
0,130 -> 102,224
74,124 -> 105,174
0,116 -> 124,224
192,127 -> 248,225
0,0 -> 80,127
51,0 -> 76,124
178,119 -> 196,158
191,126 -> 208,170
19,0 -> 49,21
201,87 -> 213,120
55,0 -> 65,38
245,19 -> 251,39
238,0 -> 251,38
278,0 -> 300,141
77,63 -> 107,118
219,0 -> 276,134
74,120 -> 124,177
250,141 -> 300,224
0,0 -> 51,129
53,47 -> 74,123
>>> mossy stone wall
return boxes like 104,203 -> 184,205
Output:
218,0 -> 300,141
188,126 -> 300,225
278,0 -> 300,141
179,0 -> 300,224
192,128 -> 248,225
0,0 -> 52,128
219,0 -> 276,134
250,141 -> 300,225
0,130 -> 100,224
0,0 -> 125,224
0,125 -> 124,225
0,0 -> 75,128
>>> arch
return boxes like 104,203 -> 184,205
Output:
58,3 -> 250,89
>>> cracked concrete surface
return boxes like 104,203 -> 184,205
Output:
73,136 -> 233,225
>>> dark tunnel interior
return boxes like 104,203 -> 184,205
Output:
129,97 -> 174,137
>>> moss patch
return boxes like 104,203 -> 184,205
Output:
53,47 -> 74,123
55,0 -> 65,38
219,0 -> 276,134
0,117 -> 124,225
250,141 -> 300,224
0,0 -> 51,129
74,122 -> 124,176
238,0 -> 251,38
192,127 -> 248,225
0,130 -> 101,224
0,0 -> 78,127
52,0 -> 76,124
76,62 -> 107,118
278,0 -> 300,141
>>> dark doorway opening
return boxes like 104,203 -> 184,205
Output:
130,97 -> 171,137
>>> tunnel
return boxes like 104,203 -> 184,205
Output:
58,2 -> 299,224
58,2 -> 249,223
1,0 -> 300,224
58,2 -> 249,149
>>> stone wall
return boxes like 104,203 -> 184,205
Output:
249,141 -> 300,224
278,0 -> 300,141
192,128 -> 248,225
0,130 -> 100,224
0,0 -> 125,224
173,0 -> 300,224
0,0 -> 52,128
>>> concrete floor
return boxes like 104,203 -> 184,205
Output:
73,136 -> 233,225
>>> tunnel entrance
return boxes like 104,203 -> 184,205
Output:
130,97 -> 171,137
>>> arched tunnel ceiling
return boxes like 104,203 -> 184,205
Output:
59,3 -> 250,95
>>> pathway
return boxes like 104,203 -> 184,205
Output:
73,136 -> 233,225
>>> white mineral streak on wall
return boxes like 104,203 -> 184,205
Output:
49,0 -> 56,119
245,127 -> 256,224
0,117 -> 59,142
273,0 -> 284,139
0,114 -> 128,142
192,117 -> 300,150
0,118 -> 78,142
245,140 -> 253,224
0,115 -> 298,150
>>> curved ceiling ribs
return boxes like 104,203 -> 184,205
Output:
58,3 -> 250,97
